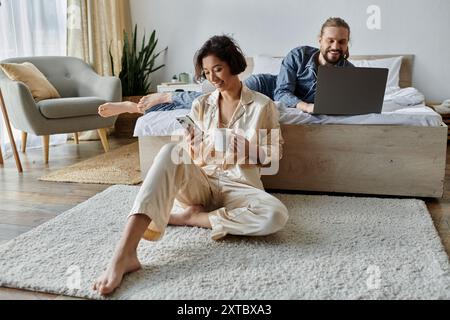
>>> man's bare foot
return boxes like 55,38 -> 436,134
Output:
137,93 -> 172,113
98,101 -> 141,118
92,252 -> 141,296
169,205 -> 206,226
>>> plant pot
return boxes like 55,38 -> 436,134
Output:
114,95 -> 144,138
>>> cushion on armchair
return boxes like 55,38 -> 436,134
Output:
37,97 -> 107,119
0,62 -> 61,102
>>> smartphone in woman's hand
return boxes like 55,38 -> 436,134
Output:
176,115 -> 202,134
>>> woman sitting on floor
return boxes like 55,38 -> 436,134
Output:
93,35 -> 288,296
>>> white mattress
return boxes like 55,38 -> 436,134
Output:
134,88 -> 443,137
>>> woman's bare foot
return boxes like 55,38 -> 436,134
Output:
169,205 -> 206,226
136,93 -> 172,113
92,252 -> 141,296
98,101 -> 141,118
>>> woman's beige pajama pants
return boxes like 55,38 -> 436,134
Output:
129,143 -> 288,240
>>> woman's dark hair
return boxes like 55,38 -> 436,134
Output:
194,35 -> 247,81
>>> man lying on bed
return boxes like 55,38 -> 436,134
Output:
98,17 -> 353,117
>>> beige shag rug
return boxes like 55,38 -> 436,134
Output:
39,142 -> 142,185
0,185 -> 449,300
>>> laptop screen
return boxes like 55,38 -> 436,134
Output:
313,66 -> 388,116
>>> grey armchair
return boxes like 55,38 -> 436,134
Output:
0,56 -> 121,164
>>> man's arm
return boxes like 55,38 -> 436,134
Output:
274,50 -> 303,108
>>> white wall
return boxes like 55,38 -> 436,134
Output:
131,0 -> 450,102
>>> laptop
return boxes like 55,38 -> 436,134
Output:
312,66 -> 388,115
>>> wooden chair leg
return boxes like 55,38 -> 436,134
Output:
43,135 -> 50,164
0,143 -> 3,165
0,89 -> 23,173
73,132 -> 80,144
97,128 -> 109,152
21,132 -> 28,153
74,132 -> 79,145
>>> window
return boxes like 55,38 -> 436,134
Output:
0,0 -> 67,156
0,0 -> 67,59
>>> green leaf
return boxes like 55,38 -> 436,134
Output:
112,24 -> 167,96
108,41 -> 115,76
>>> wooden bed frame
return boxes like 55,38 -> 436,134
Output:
138,55 -> 448,198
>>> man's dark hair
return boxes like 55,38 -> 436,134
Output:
320,17 -> 351,40
194,35 -> 247,81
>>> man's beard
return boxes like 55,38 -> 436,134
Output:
321,49 -> 343,65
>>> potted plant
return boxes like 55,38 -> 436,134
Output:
112,25 -> 167,137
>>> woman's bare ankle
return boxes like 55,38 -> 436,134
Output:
169,205 -> 206,226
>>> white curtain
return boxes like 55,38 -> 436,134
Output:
0,0 -> 67,158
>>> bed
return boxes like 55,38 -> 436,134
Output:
136,55 -> 448,198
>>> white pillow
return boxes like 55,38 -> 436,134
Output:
252,55 -> 284,76
348,56 -> 403,89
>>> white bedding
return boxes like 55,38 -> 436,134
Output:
134,88 -> 443,137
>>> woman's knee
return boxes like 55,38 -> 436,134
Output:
158,142 -> 178,156
253,198 -> 289,235
142,142 -> 188,186
156,143 -> 182,164
147,143 -> 183,174
150,142 -> 194,177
